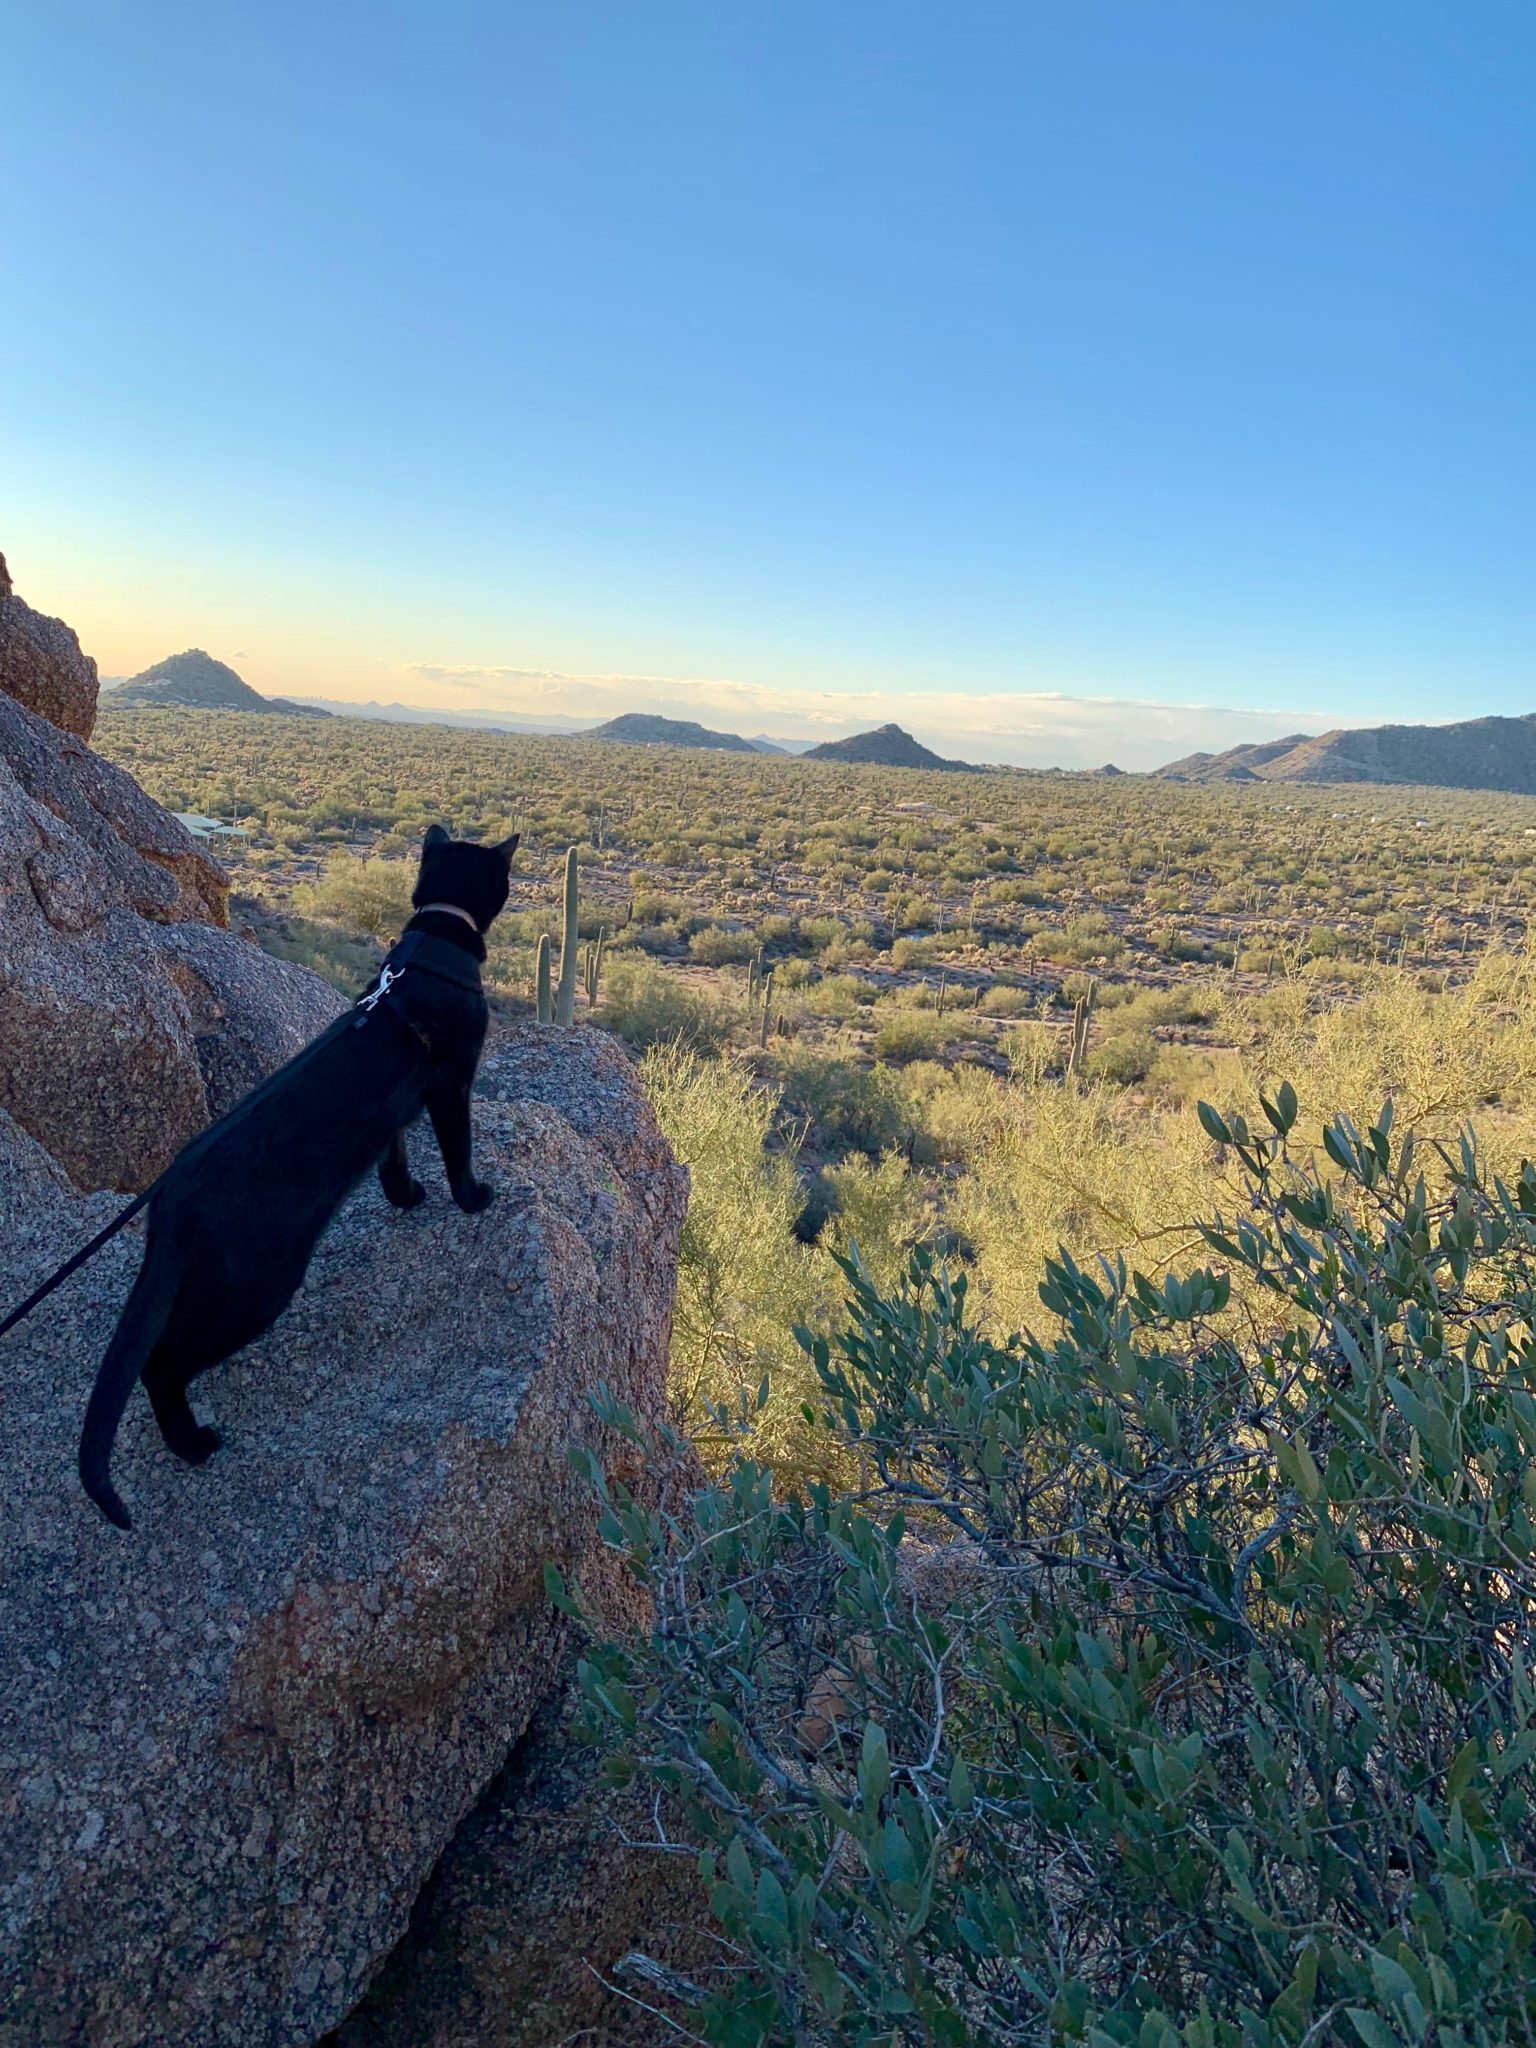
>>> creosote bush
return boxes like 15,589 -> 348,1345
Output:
558,1087 -> 1536,2047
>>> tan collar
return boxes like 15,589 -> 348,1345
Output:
413,902 -> 480,934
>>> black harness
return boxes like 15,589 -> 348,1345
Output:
353,928 -> 485,1048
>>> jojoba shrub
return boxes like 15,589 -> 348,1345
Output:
559,1089 -> 1536,2047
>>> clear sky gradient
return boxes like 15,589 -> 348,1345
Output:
3,3 -> 1532,768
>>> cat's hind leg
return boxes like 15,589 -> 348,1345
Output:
378,1127 -> 426,1210
142,1348 -> 223,1465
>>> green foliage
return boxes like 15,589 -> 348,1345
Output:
773,1049 -> 915,1159
290,852 -> 414,942
690,924 -> 760,966
601,958 -> 732,1054
1083,1027 -> 1156,1086
566,1091 -> 1536,2046
820,1150 -> 931,1290
871,1008 -> 952,1065
638,1046 -> 819,1455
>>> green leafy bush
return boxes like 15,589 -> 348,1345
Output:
601,958 -> 732,1053
1083,1027 -> 1156,1086
774,1049 -> 915,1158
290,853 -> 414,942
563,1089 -> 1536,2046
872,1008 -> 951,1064
689,924 -> 760,966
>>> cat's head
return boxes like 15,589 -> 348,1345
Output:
412,824 -> 520,931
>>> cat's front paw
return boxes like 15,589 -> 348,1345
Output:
453,1177 -> 495,1214
386,1176 -> 427,1211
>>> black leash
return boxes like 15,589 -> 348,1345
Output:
0,1185 -> 156,1342
0,919 -> 485,1344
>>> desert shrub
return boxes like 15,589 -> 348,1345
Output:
890,936 -> 936,970
1002,1019 -> 1058,1084
951,1080 -> 1212,1335
601,958 -> 732,1054
820,1150 -> 931,1290
633,889 -> 691,925
774,1049 -> 914,1158
689,924 -> 758,966
565,1091 -> 1536,2045
797,972 -> 867,1018
1046,913 -> 1126,965
637,1046 -> 817,1455
871,1008 -> 950,1065
820,933 -> 877,968
903,1061 -> 1007,1163
773,957 -> 818,991
1083,1028 -> 1156,1086
978,983 -> 1037,1018
261,919 -> 381,993
798,916 -> 848,954
290,853 -> 414,942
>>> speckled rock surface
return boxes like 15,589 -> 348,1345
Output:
0,1024 -> 688,2048
332,1553 -> 709,2048
0,690 -> 341,1189
0,552 -> 100,742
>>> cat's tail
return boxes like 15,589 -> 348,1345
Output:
78,1245 -> 179,1531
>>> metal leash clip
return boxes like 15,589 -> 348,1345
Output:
356,963 -> 405,1015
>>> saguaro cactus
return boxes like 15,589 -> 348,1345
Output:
1065,978 -> 1097,1080
555,846 -> 579,1026
535,932 -> 553,1025
584,927 -> 608,1008
757,968 -> 776,1049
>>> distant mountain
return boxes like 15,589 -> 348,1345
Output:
1156,715 -> 1536,793
1156,734 -> 1315,782
804,723 -> 969,771
744,735 -> 788,755
288,698 -> 588,733
583,712 -> 761,754
109,650 -> 329,717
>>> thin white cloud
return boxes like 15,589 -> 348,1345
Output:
395,662 -> 1339,771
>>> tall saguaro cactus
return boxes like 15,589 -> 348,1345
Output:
757,968 -> 776,1049
555,846 -> 579,1026
1065,978 -> 1097,1080
584,927 -> 608,1008
535,932 -> 553,1025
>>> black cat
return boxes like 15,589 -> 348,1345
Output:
76,824 -> 518,1530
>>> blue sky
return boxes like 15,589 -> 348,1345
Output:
3,2 -> 1532,767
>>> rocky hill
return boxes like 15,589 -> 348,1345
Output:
1157,715 -> 1536,792
110,648 -> 329,717
583,711 -> 761,753
805,721 -> 970,770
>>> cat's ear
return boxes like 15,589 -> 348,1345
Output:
493,832 -> 520,866
423,823 -> 451,849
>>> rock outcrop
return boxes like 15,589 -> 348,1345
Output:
0,1026 -> 690,2048
0,688 -> 341,1188
0,551 -> 100,742
334,1641 -> 709,2048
